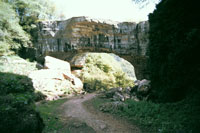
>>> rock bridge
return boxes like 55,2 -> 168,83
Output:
35,16 -> 149,79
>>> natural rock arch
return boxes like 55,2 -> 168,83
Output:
35,16 -> 149,79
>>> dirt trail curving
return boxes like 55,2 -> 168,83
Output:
61,93 -> 141,133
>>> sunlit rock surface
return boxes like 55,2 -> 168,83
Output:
35,16 -> 149,79
44,56 -> 71,73
29,56 -> 83,100
36,16 -> 149,56
29,69 -> 83,100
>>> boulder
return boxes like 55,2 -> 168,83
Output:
100,101 -> 127,112
113,92 -> 125,101
130,79 -> 151,100
29,69 -> 83,100
70,52 -> 137,81
70,76 -> 83,93
103,87 -> 122,98
101,79 -> 151,102
63,72 -> 75,82
44,56 -> 71,73
70,53 -> 87,68
137,79 -> 150,94
29,69 -> 66,80
109,54 -> 137,81
103,87 -> 132,101
63,72 -> 83,92
71,70 -> 82,78
36,63 -> 44,69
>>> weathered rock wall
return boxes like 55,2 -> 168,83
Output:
36,16 -> 149,56
35,16 -> 149,79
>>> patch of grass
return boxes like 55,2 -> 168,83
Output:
125,96 -> 200,132
36,99 -> 68,133
81,53 -> 134,91
90,93 -> 200,133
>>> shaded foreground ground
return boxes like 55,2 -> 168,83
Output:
61,93 -> 141,133
38,93 -> 141,133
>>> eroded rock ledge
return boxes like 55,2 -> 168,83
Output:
36,16 -> 149,56
35,16 -> 149,79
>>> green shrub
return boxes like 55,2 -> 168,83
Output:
0,73 -> 34,95
80,53 -> 134,91
0,72 -> 45,133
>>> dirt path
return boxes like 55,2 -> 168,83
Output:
61,93 -> 141,133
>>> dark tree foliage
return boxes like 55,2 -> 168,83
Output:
148,0 -> 200,102
0,72 -> 45,133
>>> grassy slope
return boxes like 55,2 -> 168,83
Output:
89,93 -> 200,133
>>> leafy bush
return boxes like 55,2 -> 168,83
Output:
0,72 -> 45,133
80,53 -> 134,90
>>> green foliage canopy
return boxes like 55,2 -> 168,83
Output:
0,0 -> 58,55
148,0 -> 200,102
0,1 -> 30,55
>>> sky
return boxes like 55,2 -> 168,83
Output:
51,0 -> 159,22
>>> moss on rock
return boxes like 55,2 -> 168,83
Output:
80,53 -> 135,90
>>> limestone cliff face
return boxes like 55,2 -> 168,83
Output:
35,17 -> 149,79
36,16 -> 149,56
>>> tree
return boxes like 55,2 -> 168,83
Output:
0,0 -> 58,55
132,0 -> 160,9
148,0 -> 200,102
132,0 -> 200,102
0,1 -> 30,55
